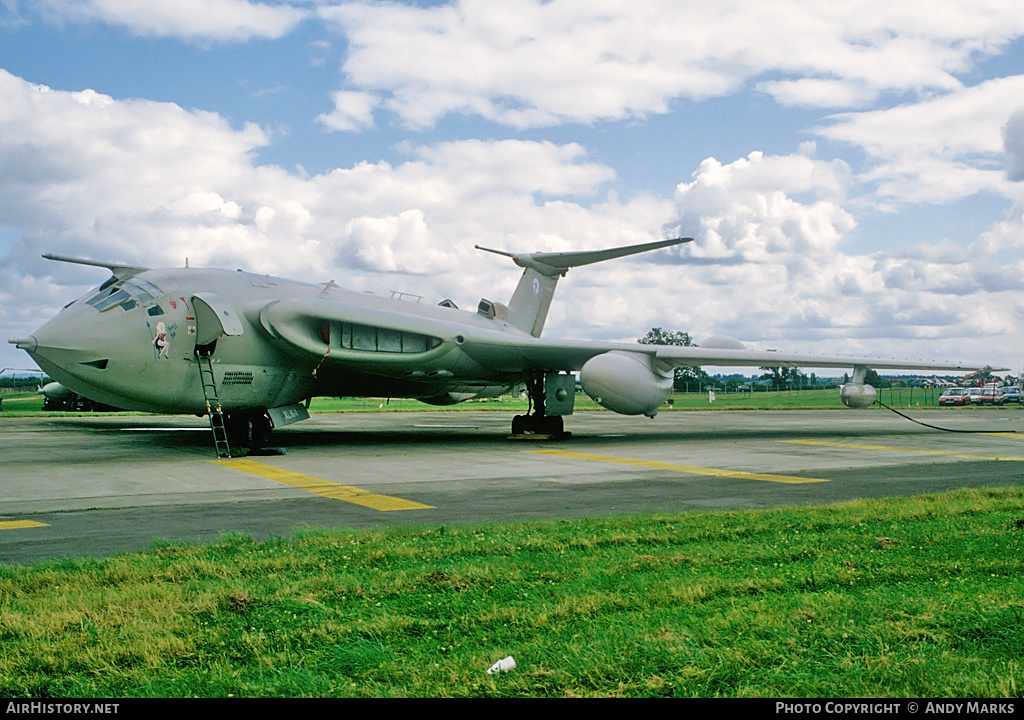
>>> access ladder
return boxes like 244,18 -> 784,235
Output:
196,353 -> 231,458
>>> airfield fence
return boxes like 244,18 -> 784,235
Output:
669,381 -> 942,407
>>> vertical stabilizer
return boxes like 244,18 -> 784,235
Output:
507,268 -> 560,337
476,237 -> 691,337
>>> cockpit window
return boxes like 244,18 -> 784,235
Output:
124,279 -> 161,304
85,286 -> 110,305
92,289 -> 132,311
84,276 -> 165,312
87,286 -> 124,309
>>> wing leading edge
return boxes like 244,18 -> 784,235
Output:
450,331 -> 989,375
647,345 -> 986,374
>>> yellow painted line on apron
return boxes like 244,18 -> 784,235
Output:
530,449 -> 829,484
214,459 -> 434,511
783,439 -> 1024,462
0,520 -> 50,530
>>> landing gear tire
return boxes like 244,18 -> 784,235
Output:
511,369 -> 570,437
510,413 -> 564,436
511,414 -> 528,435
541,414 -> 563,436
224,413 -> 249,449
250,412 -> 273,448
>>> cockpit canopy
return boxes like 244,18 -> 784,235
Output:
81,277 -> 165,313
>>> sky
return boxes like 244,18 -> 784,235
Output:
2,0 -> 1024,375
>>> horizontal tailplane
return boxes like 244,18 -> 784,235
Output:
477,237 -> 691,337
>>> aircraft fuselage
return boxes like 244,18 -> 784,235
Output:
19,266 -> 521,415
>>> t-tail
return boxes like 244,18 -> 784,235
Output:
476,237 -> 692,337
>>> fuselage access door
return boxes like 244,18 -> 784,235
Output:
191,292 -> 245,353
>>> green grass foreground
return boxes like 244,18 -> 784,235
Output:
2,488 -> 1023,697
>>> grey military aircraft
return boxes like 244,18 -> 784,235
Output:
9,237 -> 987,456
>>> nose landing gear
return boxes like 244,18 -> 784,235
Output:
224,411 -> 273,451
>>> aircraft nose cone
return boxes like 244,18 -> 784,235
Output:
19,307 -> 113,371
13,305 -> 125,404
30,325 -> 82,361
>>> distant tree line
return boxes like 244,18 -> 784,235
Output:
840,368 -> 885,388
637,327 -> 709,390
0,375 -> 48,391
638,328 -> 910,392
639,327 -> 828,392
757,365 -> 806,389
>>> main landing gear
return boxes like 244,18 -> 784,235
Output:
195,341 -> 281,457
510,370 -> 569,437
224,411 -> 273,451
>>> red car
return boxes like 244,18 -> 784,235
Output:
977,387 -> 1005,406
939,388 -> 971,406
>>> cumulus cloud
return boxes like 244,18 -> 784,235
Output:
344,209 -> 436,273
317,90 -> 379,132
1005,108 -> 1024,182
597,146 -> 1024,366
33,0 -> 309,41
820,76 -> 1024,205
0,69 -> 272,266
320,0 -> 1024,129
757,78 -> 878,110
0,70 -> 665,333
3,68 -> 1024,371
668,150 -> 854,263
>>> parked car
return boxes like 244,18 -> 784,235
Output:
976,387 -> 1005,406
966,386 -> 985,403
1000,386 -> 1021,404
939,388 -> 971,406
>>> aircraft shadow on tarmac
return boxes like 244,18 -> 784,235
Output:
62,409 -> 1024,457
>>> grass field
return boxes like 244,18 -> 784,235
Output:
2,387 -> 1021,697
1,487 -> 1023,697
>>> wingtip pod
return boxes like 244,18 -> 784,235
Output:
840,382 -> 877,408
